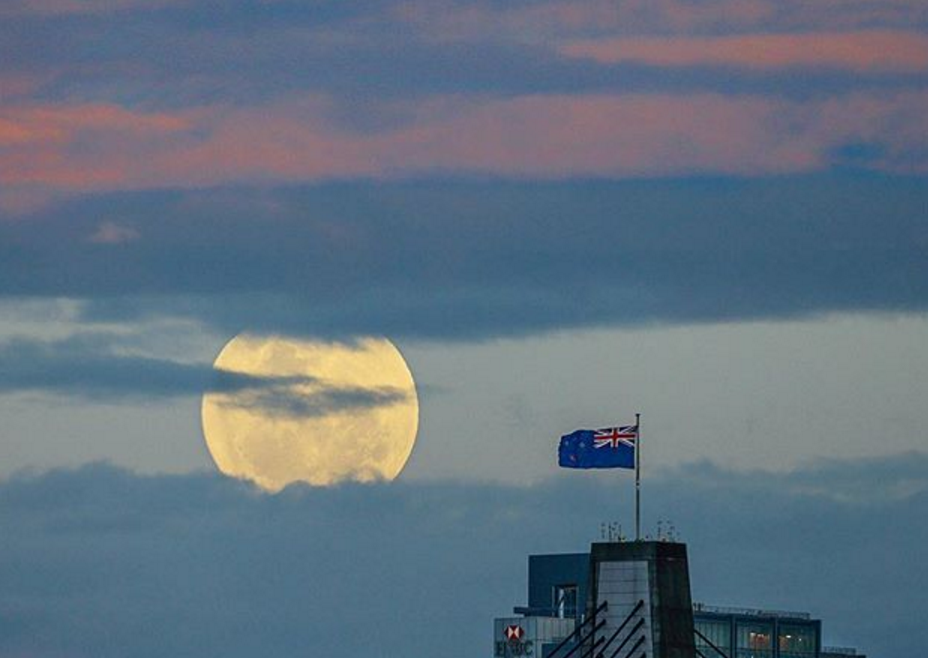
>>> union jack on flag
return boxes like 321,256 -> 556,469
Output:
593,425 -> 638,450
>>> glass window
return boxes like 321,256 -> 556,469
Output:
779,624 -> 815,658
554,585 -> 578,618
736,622 -> 773,658
695,619 -> 731,657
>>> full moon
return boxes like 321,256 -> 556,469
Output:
201,335 -> 419,491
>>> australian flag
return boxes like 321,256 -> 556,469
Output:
558,425 -> 637,469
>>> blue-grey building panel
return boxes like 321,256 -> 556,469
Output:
527,553 -> 590,618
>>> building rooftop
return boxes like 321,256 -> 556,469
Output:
693,602 -> 812,620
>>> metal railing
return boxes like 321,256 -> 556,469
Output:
693,603 -> 811,620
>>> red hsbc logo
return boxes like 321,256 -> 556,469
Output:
505,625 -> 524,641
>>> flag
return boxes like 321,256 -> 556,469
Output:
558,425 -> 637,469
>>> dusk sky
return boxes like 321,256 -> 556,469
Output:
1,1 -> 927,657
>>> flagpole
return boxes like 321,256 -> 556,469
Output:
635,412 -> 641,541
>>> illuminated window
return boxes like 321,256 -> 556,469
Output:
736,622 -> 773,658
779,624 -> 815,658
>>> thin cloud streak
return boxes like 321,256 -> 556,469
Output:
5,0 -> 928,29
0,333 -> 409,417
218,385 -> 410,419
0,333 -> 302,400
560,31 -> 928,72
0,0 -> 183,16
394,0 -> 928,40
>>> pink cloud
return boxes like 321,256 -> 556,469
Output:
560,31 -> 928,72
0,103 -> 189,187
1,91 -> 927,200
113,92 -> 928,181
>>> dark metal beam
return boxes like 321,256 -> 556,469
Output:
694,628 -> 731,658
604,618 -> 645,658
596,600 -> 645,658
611,634 -> 645,658
578,635 -> 606,658
561,619 -> 607,658
546,601 -> 609,658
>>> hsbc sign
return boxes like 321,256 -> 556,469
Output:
494,639 -> 533,656
505,626 -> 524,641
495,625 -> 534,656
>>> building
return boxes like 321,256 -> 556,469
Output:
692,604 -> 820,658
498,541 -> 697,658
493,543 -> 865,658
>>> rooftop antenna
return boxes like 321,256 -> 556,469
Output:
600,521 -> 624,542
657,519 -> 664,541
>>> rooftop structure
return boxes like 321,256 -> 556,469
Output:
493,543 -> 865,658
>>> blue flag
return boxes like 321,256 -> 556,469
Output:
558,426 -> 637,469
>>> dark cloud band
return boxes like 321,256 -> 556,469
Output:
3,177 -> 927,340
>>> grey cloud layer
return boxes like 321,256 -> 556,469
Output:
0,333 -> 306,399
4,177 -> 927,339
0,454 -> 924,657
0,333 -> 405,415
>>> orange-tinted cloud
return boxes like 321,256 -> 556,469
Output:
95,91 -> 928,180
2,91 -> 927,199
560,31 -> 928,72
0,103 -> 189,188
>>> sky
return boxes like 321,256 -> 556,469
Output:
1,1 -> 927,656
